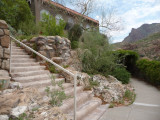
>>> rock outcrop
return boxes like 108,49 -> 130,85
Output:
0,87 -> 67,120
92,75 -> 133,103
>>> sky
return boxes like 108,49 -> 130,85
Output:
64,0 -> 160,43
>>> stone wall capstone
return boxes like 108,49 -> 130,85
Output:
0,20 -> 10,71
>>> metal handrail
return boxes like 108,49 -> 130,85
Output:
10,36 -> 77,120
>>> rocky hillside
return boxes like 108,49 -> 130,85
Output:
123,23 -> 160,43
121,32 -> 160,60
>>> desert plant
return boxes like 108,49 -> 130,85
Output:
0,80 -> 5,90
40,13 -> 66,36
111,67 -> 131,84
48,65 -> 57,73
109,103 -> 115,108
79,31 -> 116,76
124,90 -> 136,105
45,75 -> 67,107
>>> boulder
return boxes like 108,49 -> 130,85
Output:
47,39 -> 55,43
45,45 -> 52,50
61,68 -> 90,87
9,82 -> 22,89
29,37 -> 37,42
37,40 -> 45,45
2,59 -> 9,70
4,29 -> 9,35
0,20 -> 8,29
21,39 -> 27,43
0,46 -> 3,58
77,72 -> 90,86
0,29 -> 4,36
11,106 -> 28,118
0,70 -> 9,77
107,75 -> 119,83
4,48 -> 10,59
47,36 -> 56,40
92,75 -> 126,103
0,115 -> 9,120
0,88 -> 40,115
0,35 -> 10,48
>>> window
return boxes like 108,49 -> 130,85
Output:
55,14 -> 63,24
40,9 -> 50,20
68,18 -> 74,24
86,24 -> 90,29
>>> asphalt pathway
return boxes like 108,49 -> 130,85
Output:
100,78 -> 160,120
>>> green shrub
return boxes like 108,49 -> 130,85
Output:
71,41 -> 79,49
79,31 -> 116,76
40,13 -> 66,36
136,59 -> 160,86
68,24 -> 82,41
68,24 -> 82,49
0,0 -> 33,30
111,67 -> 131,84
114,50 -> 139,73
17,35 -> 37,41
19,19 -> 40,36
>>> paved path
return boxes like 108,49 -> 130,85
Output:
100,78 -> 160,120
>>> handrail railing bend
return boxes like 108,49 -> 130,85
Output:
10,36 -> 77,120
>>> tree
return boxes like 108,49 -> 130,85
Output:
69,0 -> 122,33
0,0 -> 33,30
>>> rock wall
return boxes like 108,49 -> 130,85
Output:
22,36 -> 71,63
0,20 -> 10,71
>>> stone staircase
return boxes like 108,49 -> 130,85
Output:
10,42 -> 108,120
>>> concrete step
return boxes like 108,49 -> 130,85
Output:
83,104 -> 109,120
11,66 -> 46,73
12,52 -> 28,55
11,70 -> 50,78
11,55 -> 30,59
39,85 -> 83,97
12,48 -> 24,50
60,91 -> 92,113
76,98 -> 102,120
12,46 -> 21,49
12,49 -> 25,52
11,62 -> 40,67
65,86 -> 84,97
22,78 -> 65,87
12,74 -> 52,83
11,58 -> 35,63
38,83 -> 73,94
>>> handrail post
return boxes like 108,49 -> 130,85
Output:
74,72 -> 77,120
9,38 -> 12,74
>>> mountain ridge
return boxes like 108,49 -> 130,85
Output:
123,23 -> 160,43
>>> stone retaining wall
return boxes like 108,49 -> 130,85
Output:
22,36 -> 71,63
0,20 -> 10,71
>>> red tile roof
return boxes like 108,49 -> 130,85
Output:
43,0 -> 99,24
